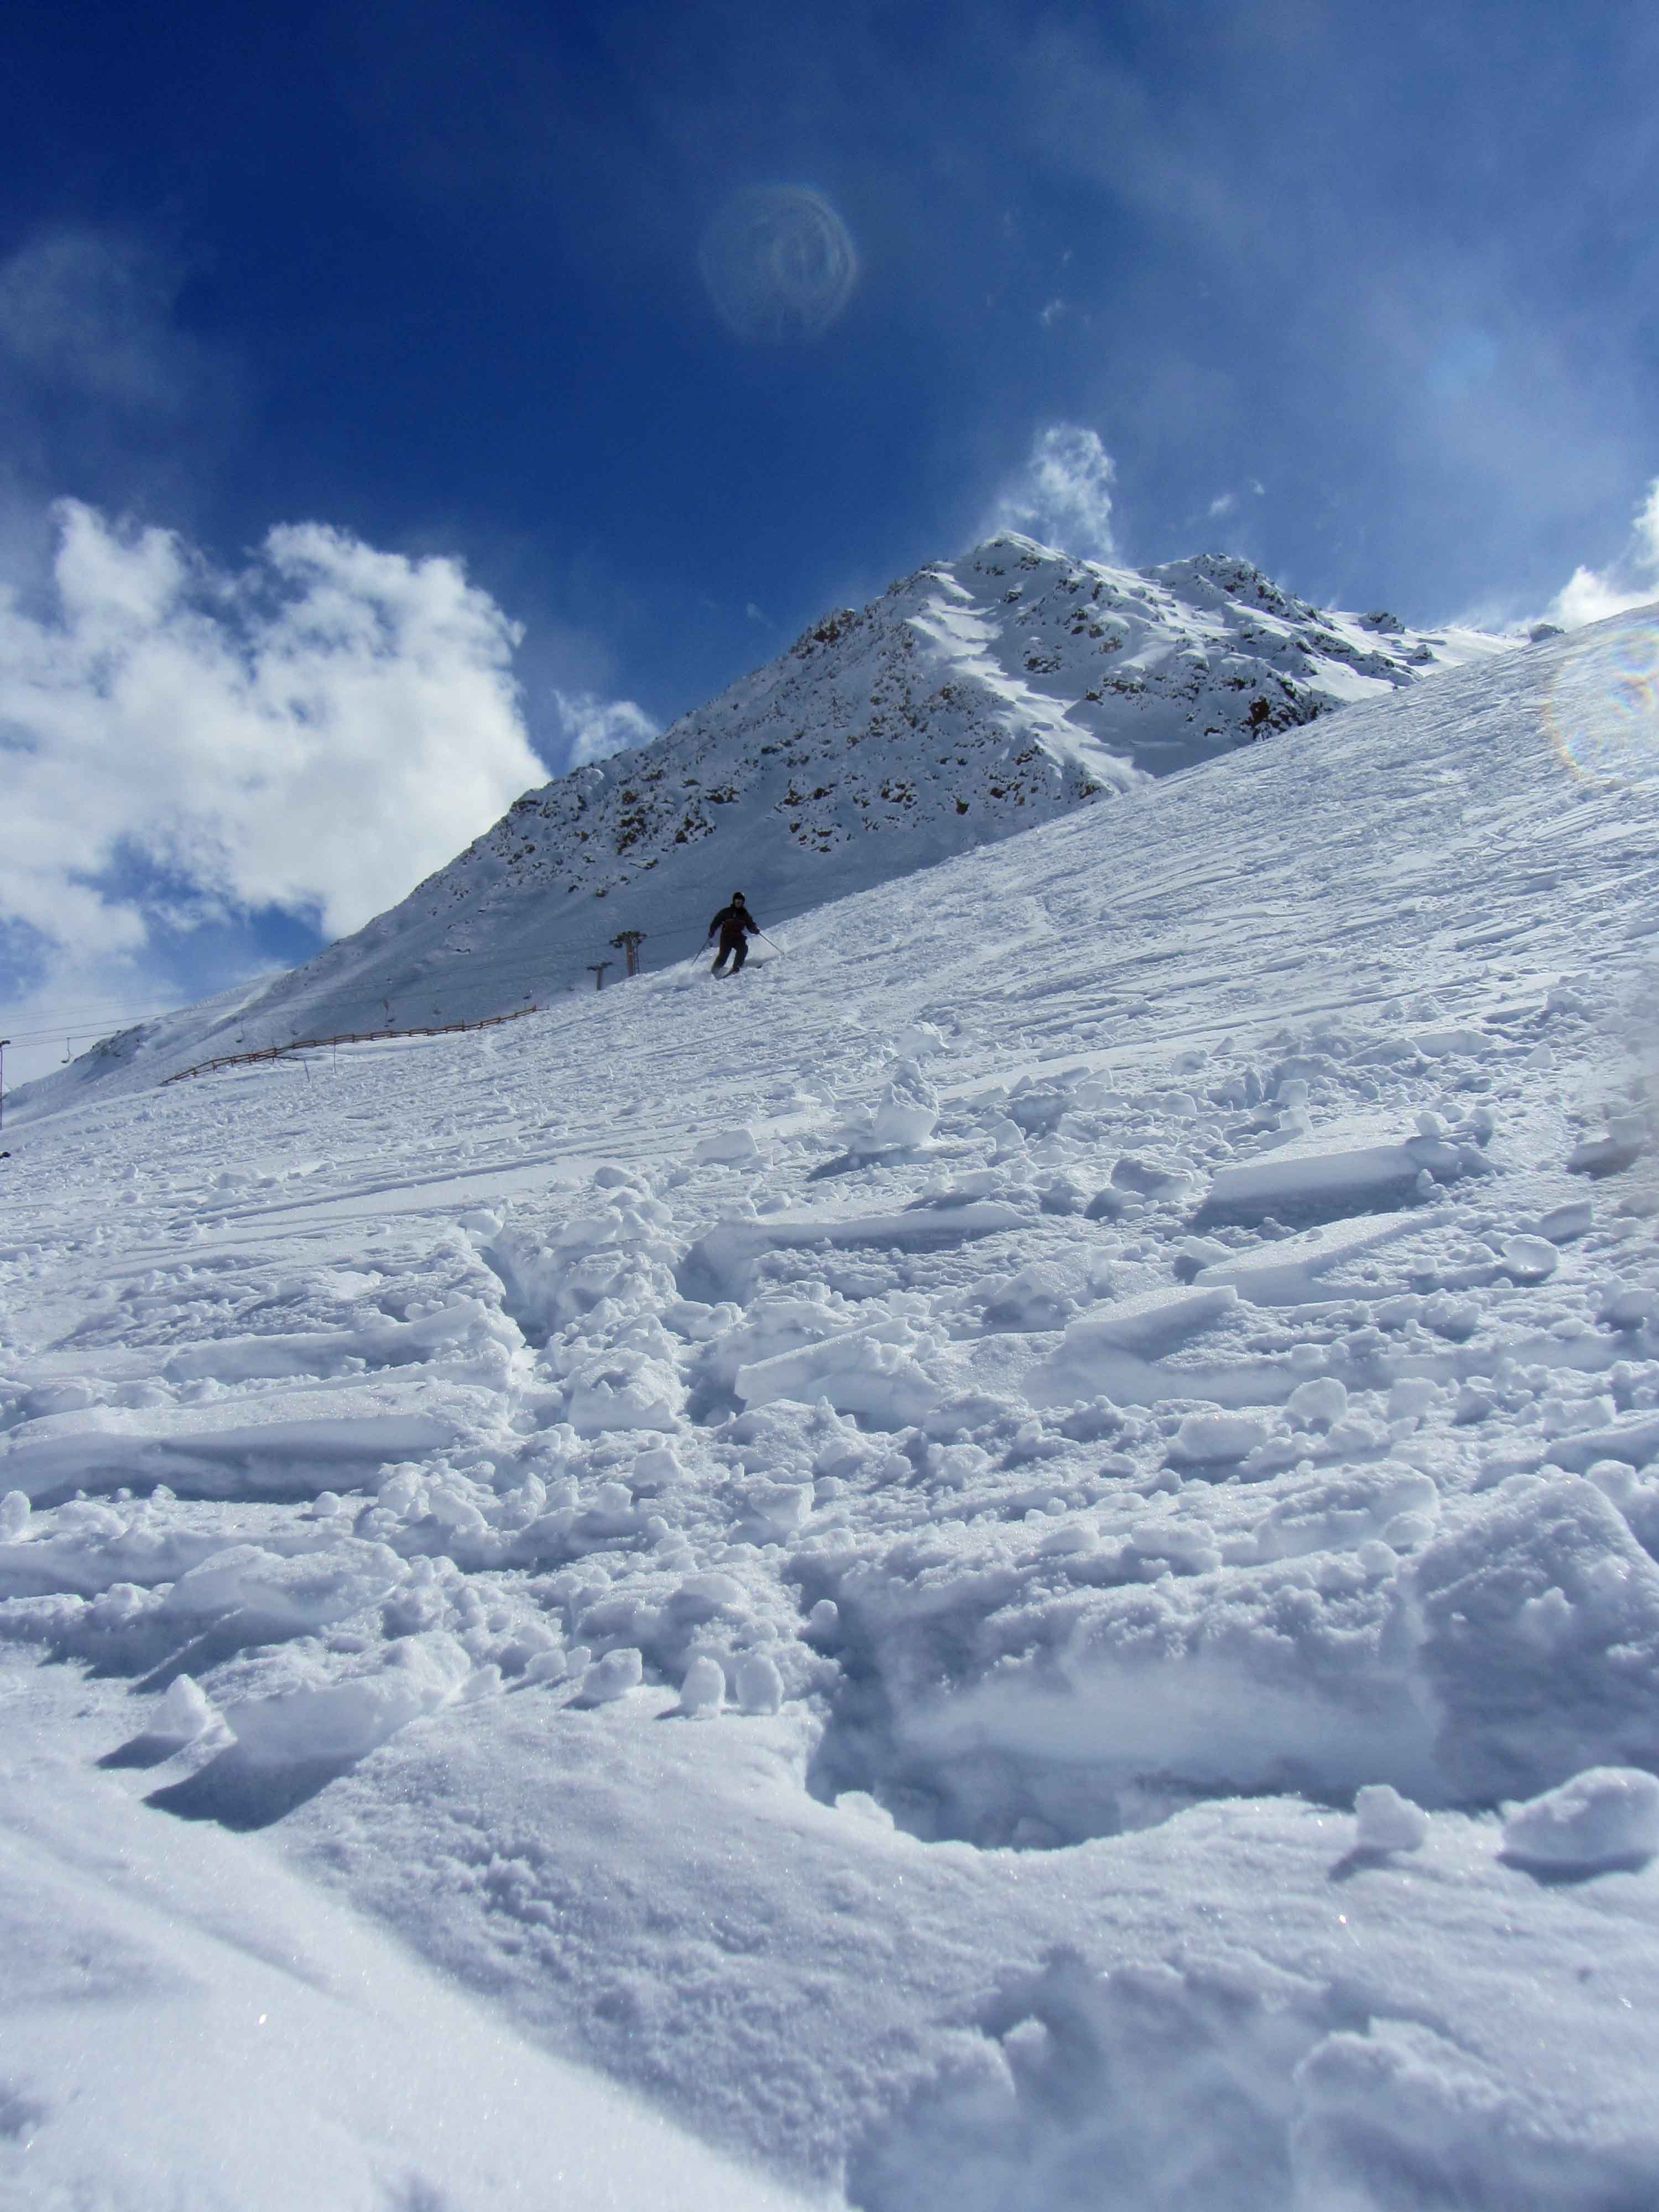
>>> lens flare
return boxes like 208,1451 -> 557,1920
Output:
699,185 -> 858,346
1545,615 -> 1659,788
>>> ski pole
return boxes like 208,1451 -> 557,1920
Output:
754,930 -> 785,954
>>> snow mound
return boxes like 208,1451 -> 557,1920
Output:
1501,1766 -> 1659,1870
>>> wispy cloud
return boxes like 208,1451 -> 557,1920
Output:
0,226 -> 241,522
555,688 -> 660,767
989,423 -> 1118,560
1549,478 -> 1659,629
0,500 -> 587,1083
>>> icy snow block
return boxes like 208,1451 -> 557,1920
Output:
1257,1467 -> 1438,1561
734,1321 -> 942,1427
679,1655 -> 726,1718
696,1126 -> 761,1165
867,1071 -> 939,1150
1538,1199 -> 1593,1244
678,1202 -> 1022,1304
0,1491 -> 29,1542
1569,1118 -> 1645,1176
1501,1234 -> 1558,1282
1028,1285 -> 1238,1409
736,1651 -> 784,1715
1068,1285 -> 1237,1358
1203,1131 -> 1457,1219
1598,1284 -> 1657,1332
1109,1154 -> 1193,1201
152,1673 -> 215,1745
1353,1782 -> 1429,1851
1195,1212 -> 1418,1307
747,1481 -> 813,1540
564,1350 -> 682,1436
1501,1767 -> 1659,1871
161,1540 -> 403,1630
1545,1410 -> 1659,1474
1409,1477 -> 1659,1801
1286,1376 -> 1348,1428
582,1647 -> 643,1703
226,1632 -> 469,1765
1412,1025 -> 1487,1058
1167,1411 -> 1266,1465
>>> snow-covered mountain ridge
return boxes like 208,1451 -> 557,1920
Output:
22,533 -> 1510,1113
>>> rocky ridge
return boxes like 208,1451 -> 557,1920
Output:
24,533 -> 1510,1109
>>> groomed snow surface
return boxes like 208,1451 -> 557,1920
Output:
5,606 -> 1659,2207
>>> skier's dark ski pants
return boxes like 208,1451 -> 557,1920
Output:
713,930 -> 748,974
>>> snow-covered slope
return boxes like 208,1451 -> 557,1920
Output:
5,604 -> 1659,2208
18,534 -> 1510,1113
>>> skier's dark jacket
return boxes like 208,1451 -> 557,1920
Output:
708,900 -> 758,951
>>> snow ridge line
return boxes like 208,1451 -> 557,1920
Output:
159,1003 -> 545,1083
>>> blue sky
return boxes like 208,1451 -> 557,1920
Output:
2,0 -> 1657,1076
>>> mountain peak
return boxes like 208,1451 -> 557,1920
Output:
23,538 -> 1514,1109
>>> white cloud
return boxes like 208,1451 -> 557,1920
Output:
989,423 -> 1118,560
0,499 -> 550,966
1207,492 -> 1237,519
1549,478 -> 1659,629
556,687 -> 660,768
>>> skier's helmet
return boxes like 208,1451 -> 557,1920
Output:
732,890 -> 746,902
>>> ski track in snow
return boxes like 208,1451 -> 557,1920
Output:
6,611 -> 1659,2205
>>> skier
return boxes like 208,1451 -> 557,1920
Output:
707,891 -> 759,975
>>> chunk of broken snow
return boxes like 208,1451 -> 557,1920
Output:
1502,1235 -> 1558,1282
1354,1783 -> 1430,1851
1168,1411 -> 1267,1465
696,1126 -> 760,1164
1110,1153 -> 1194,1200
583,1647 -> 643,1703
679,1654 -> 726,1717
1598,1284 -> 1657,1331
163,1541 -> 402,1631
565,1350 -> 683,1435
1287,1375 -> 1349,1428
1205,1128 -> 1459,1214
226,1632 -> 469,1765
735,1319 -> 942,1426
153,1673 -> 215,1745
1538,1200 -> 1593,1244
867,1071 -> 939,1150
747,1481 -> 813,1540
1501,1767 -> 1659,1870
736,1651 -> 784,1714
0,1491 -> 29,1542
1027,1285 -> 1239,1410
1413,1026 -> 1486,1058
1072,1284 -> 1238,1358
